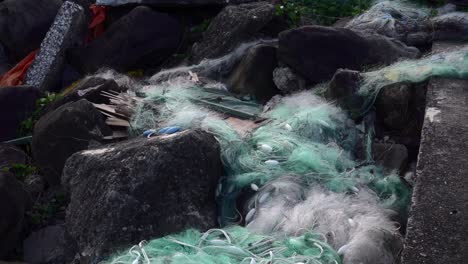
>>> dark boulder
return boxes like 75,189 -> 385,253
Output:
0,86 -> 41,141
375,83 -> 412,130
326,69 -> 364,116
96,0 -> 258,6
344,1 -> 429,45
23,225 -> 73,264
372,143 -> 408,174
0,0 -> 63,63
0,143 -> 27,170
0,172 -> 31,258
272,66 -> 307,94
68,6 -> 182,73
278,26 -> 420,85
45,77 -> 126,113
227,44 -> 279,102
191,2 -> 275,62
32,99 -> 112,186
430,12 -> 468,41
24,174 -> 46,201
62,129 -> 223,261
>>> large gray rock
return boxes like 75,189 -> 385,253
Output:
227,44 -> 279,102
0,86 -> 41,141
96,0 -> 258,6
0,172 -> 31,258
430,12 -> 468,41
62,129 -> 223,261
278,26 -> 420,85
25,1 -> 87,92
68,6 -> 182,74
0,0 -> 63,63
375,83 -> 412,130
32,99 -> 112,186
191,2 -> 275,63
326,69 -> 364,117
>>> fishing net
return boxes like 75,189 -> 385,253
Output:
129,79 -> 410,225
106,225 -> 341,264
358,46 -> 468,113
244,176 -> 403,263
345,1 -> 429,40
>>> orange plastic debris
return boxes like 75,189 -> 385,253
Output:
0,50 -> 37,87
86,4 -> 107,44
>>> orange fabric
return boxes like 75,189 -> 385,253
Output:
86,4 -> 107,44
0,50 -> 37,87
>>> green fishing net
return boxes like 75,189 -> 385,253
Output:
106,226 -> 341,264
359,46 -> 468,113
129,83 -> 410,225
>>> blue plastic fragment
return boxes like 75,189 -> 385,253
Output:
143,129 -> 156,138
165,126 -> 181,134
158,126 -> 181,135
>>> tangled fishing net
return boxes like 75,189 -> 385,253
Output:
358,45 -> 468,113
108,226 -> 341,264
98,38 -> 468,264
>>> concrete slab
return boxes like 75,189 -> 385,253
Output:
401,42 -> 468,263
25,1 -> 86,92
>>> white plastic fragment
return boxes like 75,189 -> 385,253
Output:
264,160 -> 279,166
338,244 -> 349,255
251,183 -> 259,191
245,208 -> 256,224
258,144 -> 273,153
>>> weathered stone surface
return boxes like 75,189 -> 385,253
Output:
430,12 -> 468,41
96,0 -> 258,6
401,42 -> 468,264
272,66 -> 306,94
0,86 -> 41,141
191,2 -> 275,62
32,99 -> 112,186
326,69 -> 364,115
372,143 -> 408,174
68,6 -> 182,74
375,83 -> 412,130
62,129 -> 223,261
25,1 -> 87,92
345,1 -> 429,44
278,26 -> 420,85
23,225 -> 70,264
24,174 -> 46,200
227,44 -> 279,102
0,0 -> 63,63
45,77 -> 125,113
0,172 -> 31,258
0,144 -> 27,170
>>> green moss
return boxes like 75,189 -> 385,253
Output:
2,163 -> 37,182
19,92 -> 61,136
